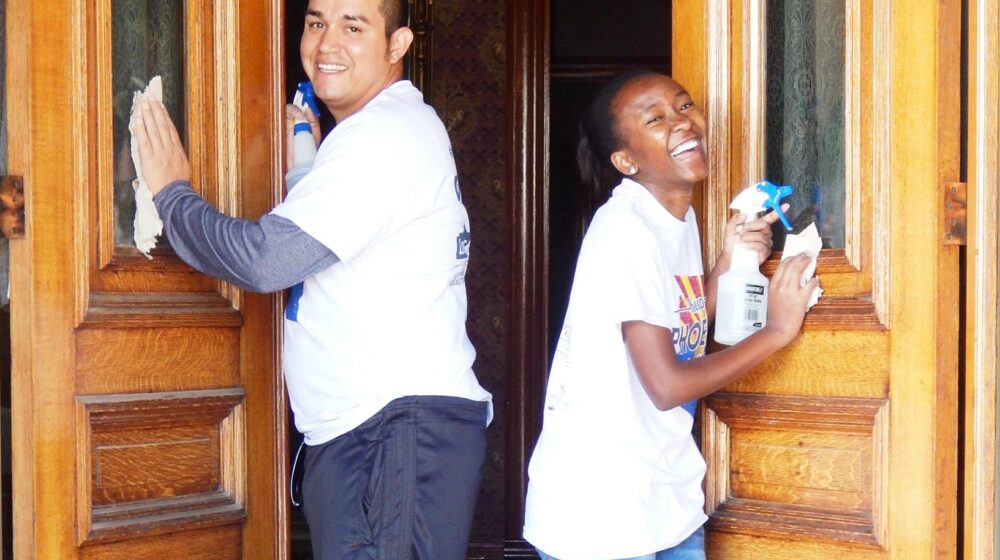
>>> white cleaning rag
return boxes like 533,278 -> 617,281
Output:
129,76 -> 165,258
781,222 -> 824,309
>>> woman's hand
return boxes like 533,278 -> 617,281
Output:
285,104 -> 321,171
762,254 -> 819,345
132,100 -> 191,197
719,203 -> 790,267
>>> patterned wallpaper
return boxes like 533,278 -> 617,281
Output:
431,0 -> 509,542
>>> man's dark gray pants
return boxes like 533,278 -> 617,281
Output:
302,396 -> 488,560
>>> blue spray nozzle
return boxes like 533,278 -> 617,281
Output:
756,180 -> 794,231
295,81 -> 321,119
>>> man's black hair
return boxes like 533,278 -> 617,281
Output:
380,0 -> 409,37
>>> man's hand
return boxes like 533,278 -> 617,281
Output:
285,104 -> 321,171
132,100 -> 191,197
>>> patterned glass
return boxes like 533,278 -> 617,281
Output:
112,0 -> 185,248
765,0 -> 846,250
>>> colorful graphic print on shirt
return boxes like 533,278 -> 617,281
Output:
672,275 -> 708,363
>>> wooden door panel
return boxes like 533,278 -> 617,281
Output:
7,0 -> 286,558
673,0 -> 961,558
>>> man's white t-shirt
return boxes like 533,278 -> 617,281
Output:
271,80 -> 492,446
523,179 -> 709,560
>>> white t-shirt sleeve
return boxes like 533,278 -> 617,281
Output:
271,114 -> 407,263
588,217 -> 671,329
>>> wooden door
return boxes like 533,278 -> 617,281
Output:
673,1 -> 961,558
6,0 -> 287,558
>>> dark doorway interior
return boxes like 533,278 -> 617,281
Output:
1,1 -> 12,557
547,0 -> 671,356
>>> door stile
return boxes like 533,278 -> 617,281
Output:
964,0 -> 1000,557
9,0 -> 88,557
887,1 -> 961,557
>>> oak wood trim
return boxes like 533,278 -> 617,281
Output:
9,0 -> 87,556
933,2 -> 964,557
964,0 -> 999,557
237,1 -> 287,558
506,0 -> 549,540
704,0 -> 730,267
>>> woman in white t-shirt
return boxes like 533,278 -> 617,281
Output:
523,70 -> 819,560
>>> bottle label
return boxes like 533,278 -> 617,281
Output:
742,284 -> 766,330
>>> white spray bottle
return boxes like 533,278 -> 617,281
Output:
286,81 -> 320,189
713,181 -> 794,346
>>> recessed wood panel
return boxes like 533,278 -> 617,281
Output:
704,394 -> 888,548
80,526 -> 241,560
93,424 -> 219,505
77,389 -> 246,545
76,327 -> 240,394
730,429 -> 870,510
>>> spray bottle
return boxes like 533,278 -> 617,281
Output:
284,82 -> 322,323
713,181 -> 794,346
286,81 -> 322,189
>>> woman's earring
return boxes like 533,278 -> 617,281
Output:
629,166 -> 638,175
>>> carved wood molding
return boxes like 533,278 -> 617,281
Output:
703,393 -> 889,548
81,291 -> 243,329
76,389 -> 247,545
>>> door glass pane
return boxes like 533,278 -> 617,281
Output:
112,0 -> 185,248
765,0 -> 846,250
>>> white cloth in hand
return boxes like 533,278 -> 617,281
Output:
129,76 -> 165,258
781,222 -> 824,309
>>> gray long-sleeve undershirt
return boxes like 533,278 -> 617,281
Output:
153,180 -> 339,293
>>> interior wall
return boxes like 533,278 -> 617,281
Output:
429,0 -> 509,543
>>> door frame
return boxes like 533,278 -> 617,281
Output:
964,0 -> 999,557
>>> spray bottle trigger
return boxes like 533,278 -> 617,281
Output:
756,180 -> 795,231
295,81 -> 321,120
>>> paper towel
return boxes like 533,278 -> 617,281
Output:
780,222 -> 824,309
129,76 -> 165,258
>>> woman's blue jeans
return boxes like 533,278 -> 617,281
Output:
536,526 -> 705,560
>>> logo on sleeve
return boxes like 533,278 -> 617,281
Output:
456,226 -> 471,260
286,282 -> 304,322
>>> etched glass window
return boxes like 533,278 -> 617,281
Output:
766,0 -> 846,250
112,0 -> 185,248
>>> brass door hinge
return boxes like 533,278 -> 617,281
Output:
0,175 -> 25,239
943,181 -> 967,246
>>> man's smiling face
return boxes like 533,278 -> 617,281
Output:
300,0 -> 397,122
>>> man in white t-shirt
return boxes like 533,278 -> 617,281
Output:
132,1 -> 492,558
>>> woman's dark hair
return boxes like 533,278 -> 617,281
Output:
577,68 -> 662,201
